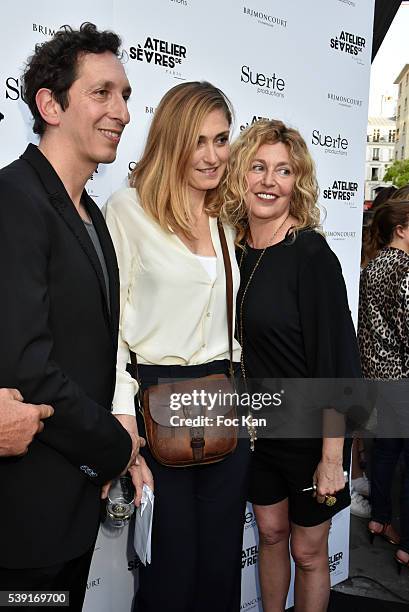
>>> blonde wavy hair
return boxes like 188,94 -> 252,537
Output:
221,119 -> 320,244
129,81 -> 233,237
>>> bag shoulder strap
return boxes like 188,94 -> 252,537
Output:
217,220 -> 234,375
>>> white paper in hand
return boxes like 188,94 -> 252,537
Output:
134,484 -> 154,565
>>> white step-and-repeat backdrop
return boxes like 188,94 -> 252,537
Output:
0,1 -> 374,609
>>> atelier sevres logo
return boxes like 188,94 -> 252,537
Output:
129,36 -> 187,69
242,544 -> 258,569
241,65 -> 285,99
330,30 -> 366,61
323,180 -> 359,208
311,129 -> 348,156
329,551 -> 344,573
240,114 -> 273,131
243,6 -> 287,29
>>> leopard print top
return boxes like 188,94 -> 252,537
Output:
358,247 -> 409,379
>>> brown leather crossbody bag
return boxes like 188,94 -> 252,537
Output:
130,221 -> 237,467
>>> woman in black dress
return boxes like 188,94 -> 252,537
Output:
222,119 -> 361,612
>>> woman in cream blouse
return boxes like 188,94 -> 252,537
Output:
105,81 -> 250,612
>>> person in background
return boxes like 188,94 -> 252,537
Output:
362,185 -> 397,267
359,196 -> 409,573
371,185 -> 398,214
353,184 -> 407,516
105,81 -> 250,612
221,119 -> 361,612
391,184 -> 409,200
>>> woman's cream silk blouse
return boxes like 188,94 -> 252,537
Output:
104,188 -> 241,416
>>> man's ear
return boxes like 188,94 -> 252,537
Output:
35,88 -> 62,128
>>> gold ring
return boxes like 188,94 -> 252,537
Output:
325,495 -> 337,507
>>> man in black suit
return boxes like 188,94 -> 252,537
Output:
0,23 -> 149,609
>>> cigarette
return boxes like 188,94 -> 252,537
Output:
301,470 -> 349,492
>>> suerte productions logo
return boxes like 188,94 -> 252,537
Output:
327,91 -> 362,109
242,544 -> 258,569
323,180 -> 358,207
86,191 -> 100,201
5,76 -> 23,101
330,30 -> 366,58
241,65 -> 285,99
128,556 -> 141,571
129,36 -> 187,69
88,167 -> 99,181
329,551 -> 344,573
243,6 -> 287,29
86,167 -> 100,200
240,114 -> 272,131
311,129 -> 348,156
244,508 -> 257,530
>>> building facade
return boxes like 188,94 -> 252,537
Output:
365,116 -> 396,201
394,64 -> 409,161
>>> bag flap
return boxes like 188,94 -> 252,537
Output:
145,374 -> 236,427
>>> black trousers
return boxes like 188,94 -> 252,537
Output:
134,361 -> 251,612
0,546 -> 94,612
371,437 -> 409,553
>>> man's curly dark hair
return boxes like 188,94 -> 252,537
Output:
22,22 -> 123,136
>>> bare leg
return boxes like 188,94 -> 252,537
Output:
290,520 -> 331,612
254,499 -> 290,612
351,437 -> 364,479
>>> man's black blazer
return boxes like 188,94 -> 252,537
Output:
0,144 -> 132,568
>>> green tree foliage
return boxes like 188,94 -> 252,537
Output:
383,159 -> 409,188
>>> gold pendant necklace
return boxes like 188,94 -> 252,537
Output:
238,214 -> 290,450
